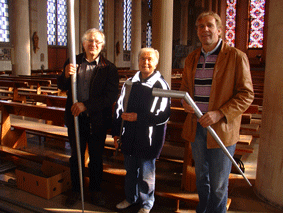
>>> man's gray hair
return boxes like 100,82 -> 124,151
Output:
82,28 -> 105,45
138,48 -> 159,62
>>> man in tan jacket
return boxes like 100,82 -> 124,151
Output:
180,11 -> 254,213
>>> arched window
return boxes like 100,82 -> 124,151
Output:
146,0 -> 152,47
47,0 -> 67,46
123,0 -> 132,51
225,0 -> 237,47
0,0 -> 9,43
99,0 -> 104,32
248,0 -> 266,48
146,21 -> 152,47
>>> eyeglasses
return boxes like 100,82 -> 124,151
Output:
85,39 -> 103,45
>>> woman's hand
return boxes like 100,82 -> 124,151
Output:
113,136 -> 119,149
121,112 -> 137,122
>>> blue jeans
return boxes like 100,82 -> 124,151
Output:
191,123 -> 236,213
124,155 -> 156,210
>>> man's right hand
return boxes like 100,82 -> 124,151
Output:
65,63 -> 77,78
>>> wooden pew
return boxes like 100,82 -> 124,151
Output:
0,100 -> 66,150
31,69 -> 63,76
118,69 -> 137,79
0,80 -> 29,102
19,74 -> 59,86
0,76 -> 52,95
0,76 -> 60,95
19,92 -> 67,108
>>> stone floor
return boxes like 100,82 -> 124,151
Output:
0,135 -> 282,213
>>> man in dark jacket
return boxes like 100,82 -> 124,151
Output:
57,28 -> 119,207
112,48 -> 171,213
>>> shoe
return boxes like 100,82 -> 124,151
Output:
90,191 -> 106,207
65,191 -> 80,207
137,208 -> 150,213
116,199 -> 132,209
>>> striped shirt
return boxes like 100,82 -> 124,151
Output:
194,39 -> 222,113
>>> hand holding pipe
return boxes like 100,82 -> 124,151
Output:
115,80 -> 133,157
152,88 -> 252,186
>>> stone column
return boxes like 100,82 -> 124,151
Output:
75,0 -> 80,54
180,0 -> 189,46
104,0 -> 115,63
79,0 -> 88,51
10,0 -> 31,75
89,0 -> 100,29
152,0 -> 174,86
130,0 -> 141,70
254,1 -> 283,209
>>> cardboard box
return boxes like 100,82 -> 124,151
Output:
16,161 -> 71,199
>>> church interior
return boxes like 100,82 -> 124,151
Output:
0,0 -> 283,212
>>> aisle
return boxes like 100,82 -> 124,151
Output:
1,136 -> 282,212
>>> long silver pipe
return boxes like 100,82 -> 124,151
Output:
115,80 -> 133,157
152,88 -> 252,186
67,0 -> 85,211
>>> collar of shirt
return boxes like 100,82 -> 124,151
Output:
139,70 -> 157,83
201,38 -> 222,58
82,54 -> 100,65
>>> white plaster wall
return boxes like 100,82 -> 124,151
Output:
30,0 -> 48,70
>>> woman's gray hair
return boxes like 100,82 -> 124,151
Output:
82,28 -> 105,45
138,48 -> 159,62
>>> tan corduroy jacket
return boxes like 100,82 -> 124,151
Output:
180,42 -> 254,149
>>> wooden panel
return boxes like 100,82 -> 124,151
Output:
0,100 -> 65,125
48,46 -> 68,70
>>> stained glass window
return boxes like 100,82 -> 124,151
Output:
225,0 -> 237,47
99,0 -> 104,31
146,0 -> 152,47
47,0 -> 67,46
0,0 -> 9,42
123,0 -> 132,51
248,0 -> 266,48
146,21 -> 152,47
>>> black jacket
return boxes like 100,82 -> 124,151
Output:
112,71 -> 171,159
57,53 -> 119,129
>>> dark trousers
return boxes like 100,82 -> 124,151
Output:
68,114 -> 107,192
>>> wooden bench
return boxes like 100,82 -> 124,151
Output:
0,100 -> 67,149
31,69 -> 63,76
0,80 -> 29,102
155,189 -> 231,213
0,80 -> 64,105
0,76 -> 52,96
19,74 -> 59,85
19,92 -> 67,107
118,69 -> 137,79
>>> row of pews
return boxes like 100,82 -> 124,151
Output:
0,69 -> 63,76
0,67 -> 264,211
